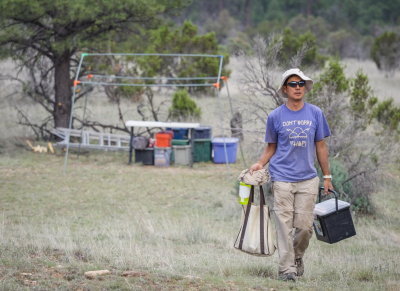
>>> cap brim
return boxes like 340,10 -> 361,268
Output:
277,69 -> 313,96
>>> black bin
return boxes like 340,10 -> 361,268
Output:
313,188 -> 356,244
135,148 -> 154,165
193,126 -> 212,139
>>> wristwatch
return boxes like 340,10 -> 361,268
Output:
323,175 -> 332,179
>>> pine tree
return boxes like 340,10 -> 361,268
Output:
0,0 -> 186,129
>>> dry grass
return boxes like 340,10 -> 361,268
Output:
0,150 -> 399,290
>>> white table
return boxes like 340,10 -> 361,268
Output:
125,120 -> 201,165
126,120 -> 200,129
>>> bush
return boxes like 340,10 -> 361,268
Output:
169,89 -> 201,121
329,159 -> 352,196
279,28 -> 325,68
371,99 -> 400,133
371,31 -> 400,76
317,158 -> 375,213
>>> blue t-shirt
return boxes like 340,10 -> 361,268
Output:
265,103 -> 331,182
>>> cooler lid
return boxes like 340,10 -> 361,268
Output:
313,198 -> 350,216
212,137 -> 239,144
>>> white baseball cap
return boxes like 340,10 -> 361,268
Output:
277,68 -> 313,97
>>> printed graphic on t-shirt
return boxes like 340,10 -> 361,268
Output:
282,120 -> 312,147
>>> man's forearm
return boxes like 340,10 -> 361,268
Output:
316,139 -> 334,192
316,140 -> 330,175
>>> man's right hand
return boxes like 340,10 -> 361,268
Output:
249,162 -> 263,173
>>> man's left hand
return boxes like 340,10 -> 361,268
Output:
323,179 -> 334,194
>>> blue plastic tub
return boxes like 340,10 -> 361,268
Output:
212,137 -> 239,164
166,128 -> 188,140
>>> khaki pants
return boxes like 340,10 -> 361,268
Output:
272,176 -> 319,274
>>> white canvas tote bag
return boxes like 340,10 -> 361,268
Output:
234,185 -> 276,256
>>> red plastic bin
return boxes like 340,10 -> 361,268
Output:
155,132 -> 173,148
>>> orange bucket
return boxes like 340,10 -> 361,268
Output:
155,132 -> 173,147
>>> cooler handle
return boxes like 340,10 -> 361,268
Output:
319,187 -> 339,212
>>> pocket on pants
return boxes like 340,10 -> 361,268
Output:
272,181 -> 294,212
293,177 -> 319,229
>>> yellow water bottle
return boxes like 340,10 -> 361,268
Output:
238,182 -> 251,205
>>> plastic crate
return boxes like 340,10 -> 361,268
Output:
134,148 -> 154,165
212,137 -> 239,163
193,126 -> 212,139
171,139 -> 190,146
172,145 -> 192,165
193,139 -> 211,162
154,147 -> 172,167
166,128 -> 189,140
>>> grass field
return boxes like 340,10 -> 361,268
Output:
1,150 -> 399,290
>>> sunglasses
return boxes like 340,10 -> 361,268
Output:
286,80 -> 306,88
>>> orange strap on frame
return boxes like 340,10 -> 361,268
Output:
213,82 -> 220,89
73,80 -> 81,87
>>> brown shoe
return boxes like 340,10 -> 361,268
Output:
295,258 -> 304,277
278,272 -> 296,282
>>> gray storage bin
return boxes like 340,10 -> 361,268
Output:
172,145 -> 192,165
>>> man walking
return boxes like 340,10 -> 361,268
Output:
250,68 -> 333,281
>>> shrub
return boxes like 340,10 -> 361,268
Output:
316,158 -> 374,212
350,71 -> 374,117
371,99 -> 400,133
279,27 -> 325,68
371,31 -> 400,76
169,89 -> 201,121
329,159 -> 352,197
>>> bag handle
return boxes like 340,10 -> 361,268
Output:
238,185 -> 267,254
259,185 -> 265,254
318,187 -> 339,212
238,186 -> 254,249
247,185 -> 266,206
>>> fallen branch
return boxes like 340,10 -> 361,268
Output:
84,270 -> 111,279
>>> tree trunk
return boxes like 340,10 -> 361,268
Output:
307,0 -> 313,17
53,53 -> 72,129
219,0 -> 224,11
243,0 -> 253,28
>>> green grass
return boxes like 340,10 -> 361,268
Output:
1,150 -> 400,290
